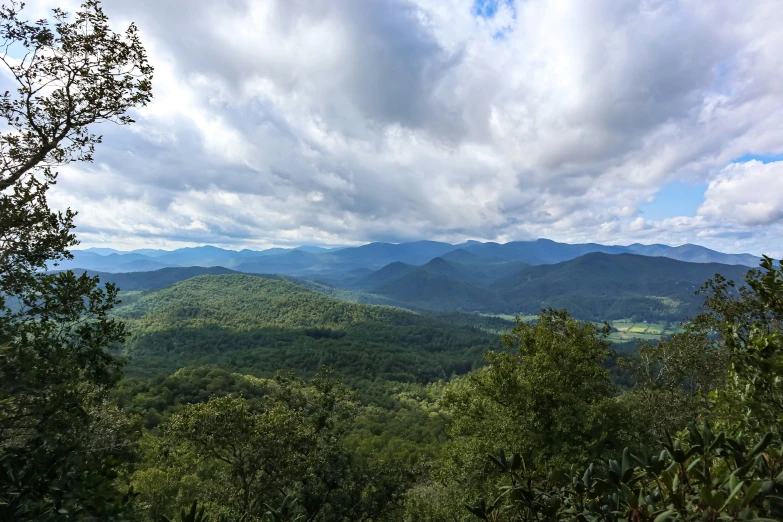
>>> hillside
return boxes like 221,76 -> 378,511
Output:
80,252 -> 756,325
492,253 -> 751,320
351,253 -> 751,321
350,261 -> 417,290
373,263 -> 497,311
66,266 -> 400,308
116,274 -> 498,381
73,266 -> 242,291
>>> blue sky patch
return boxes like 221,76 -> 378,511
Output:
732,152 -> 783,164
639,180 -> 707,220
473,0 -> 516,19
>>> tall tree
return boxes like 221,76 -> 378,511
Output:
422,309 -> 631,520
458,258 -> 783,522
0,0 -> 152,191
706,256 -> 783,433
0,1 -> 152,518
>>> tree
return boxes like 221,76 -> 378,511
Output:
467,422 -> 783,522
143,370 -> 411,522
460,258 -> 783,522
165,394 -> 311,517
0,0 -> 152,191
0,1 -> 152,518
619,330 -> 727,441
442,310 -> 625,469
420,310 -> 631,520
708,256 -> 783,433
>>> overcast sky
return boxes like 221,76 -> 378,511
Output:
21,0 -> 783,255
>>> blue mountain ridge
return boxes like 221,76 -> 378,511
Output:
65,238 -> 761,274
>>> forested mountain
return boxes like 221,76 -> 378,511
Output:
371,258 -> 498,310
68,266 -> 405,309
350,252 -> 751,320
349,261 -> 417,290
491,253 -> 751,320
116,274 -> 498,382
65,238 -> 761,273
625,243 -> 761,265
455,238 -> 629,264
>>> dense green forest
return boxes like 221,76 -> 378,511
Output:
114,275 -> 497,383
3,3 -> 783,522
10,253 -> 783,521
78,267 -> 404,308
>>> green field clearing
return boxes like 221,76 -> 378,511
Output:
609,320 -> 681,342
480,313 -> 537,322
480,314 -> 682,343
516,315 -> 539,322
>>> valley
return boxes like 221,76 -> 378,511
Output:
4,2 -> 781,519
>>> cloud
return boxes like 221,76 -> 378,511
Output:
699,160 -> 783,226
17,0 -> 783,255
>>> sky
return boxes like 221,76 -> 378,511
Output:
15,0 -> 783,256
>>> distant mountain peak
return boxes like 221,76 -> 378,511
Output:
423,256 -> 452,268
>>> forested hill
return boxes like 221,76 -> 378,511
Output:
70,266 -> 242,291
116,274 -> 415,327
68,266 -> 405,308
116,274 -> 499,382
490,253 -> 752,320
357,253 -> 752,321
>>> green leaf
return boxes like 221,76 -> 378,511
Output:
653,509 -> 675,522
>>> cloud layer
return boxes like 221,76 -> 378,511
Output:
19,0 -> 783,255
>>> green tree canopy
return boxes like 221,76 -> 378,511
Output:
0,1 -> 152,518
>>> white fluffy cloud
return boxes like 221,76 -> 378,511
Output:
700,161 -> 783,226
21,0 -> 783,255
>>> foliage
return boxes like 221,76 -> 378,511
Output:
414,310 -> 631,521
113,275 -> 497,383
0,1 -> 151,518
114,366 -> 273,430
132,370 -> 412,522
441,310 -> 625,470
344,380 -> 450,467
0,0 -> 153,191
424,311 -> 516,334
460,258 -> 783,521
468,422 -> 783,521
619,330 -> 727,441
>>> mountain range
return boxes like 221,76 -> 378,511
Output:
63,239 -> 761,275
79,251 -> 753,324
337,253 -> 751,321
